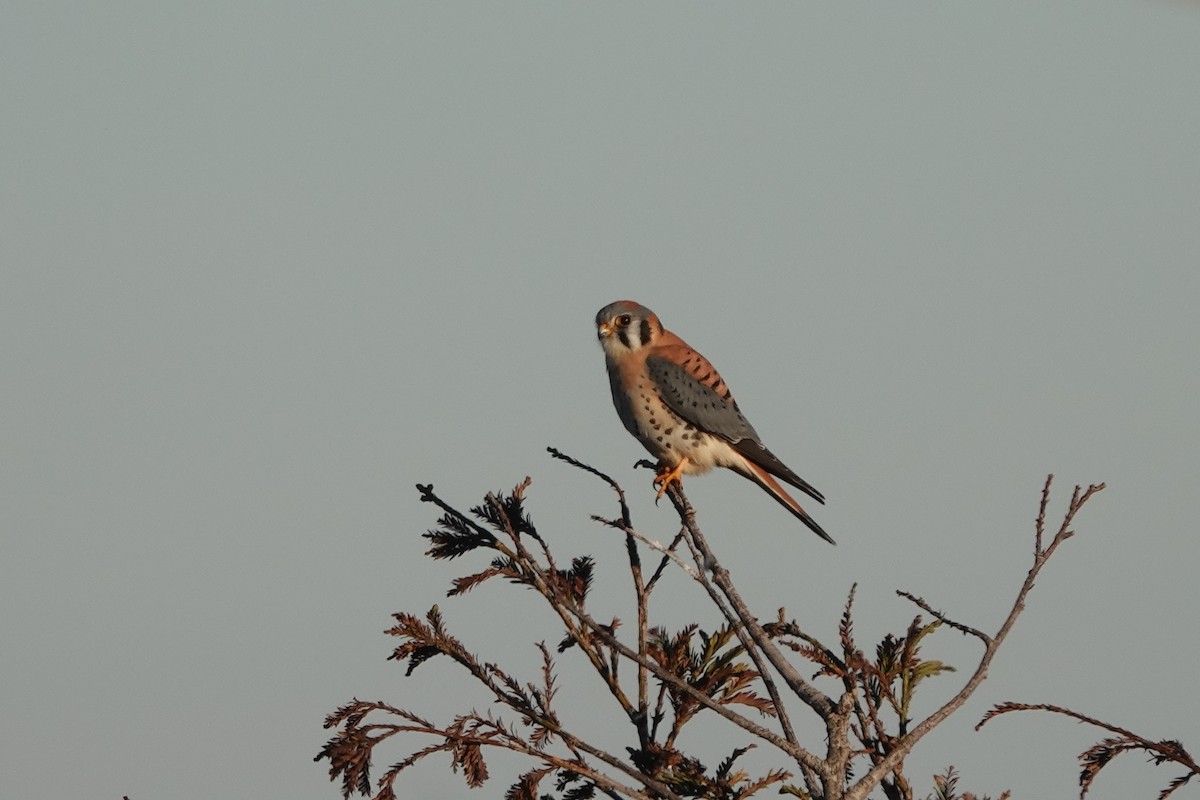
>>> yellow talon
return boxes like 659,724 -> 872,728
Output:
653,458 -> 689,500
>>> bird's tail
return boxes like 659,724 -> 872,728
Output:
737,460 -> 835,544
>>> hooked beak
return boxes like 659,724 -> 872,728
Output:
597,322 -> 612,339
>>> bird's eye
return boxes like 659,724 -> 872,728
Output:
616,314 -> 632,327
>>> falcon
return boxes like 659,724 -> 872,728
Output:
595,300 -> 833,544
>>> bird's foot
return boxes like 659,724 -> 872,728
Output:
653,459 -> 688,501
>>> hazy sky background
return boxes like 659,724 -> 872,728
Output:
3,4 -> 1198,799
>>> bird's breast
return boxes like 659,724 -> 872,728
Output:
609,370 -> 737,474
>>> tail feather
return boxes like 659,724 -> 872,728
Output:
735,459 -> 835,544
730,439 -> 825,504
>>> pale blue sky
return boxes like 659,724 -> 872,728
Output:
3,4 -> 1198,799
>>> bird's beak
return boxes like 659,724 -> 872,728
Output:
597,322 -> 612,339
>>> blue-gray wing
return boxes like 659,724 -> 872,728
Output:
646,355 -> 759,442
646,353 -> 826,505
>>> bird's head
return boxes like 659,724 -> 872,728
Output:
595,300 -> 662,357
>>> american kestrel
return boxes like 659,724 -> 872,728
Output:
595,300 -> 833,544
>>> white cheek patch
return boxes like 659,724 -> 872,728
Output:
601,338 -> 631,359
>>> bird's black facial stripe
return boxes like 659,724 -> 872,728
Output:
639,318 -> 652,348
617,327 -> 631,349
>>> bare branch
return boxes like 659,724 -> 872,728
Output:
548,446 -> 632,530
665,481 -> 838,721
592,515 -> 697,580
896,591 -> 991,645
842,476 -> 1105,800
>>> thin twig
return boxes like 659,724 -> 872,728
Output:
548,446 -> 632,528
896,591 -> 992,645
592,516 -> 697,579
645,529 -> 687,592
552,447 -> 658,747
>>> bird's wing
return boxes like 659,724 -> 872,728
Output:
646,352 -> 758,441
646,352 -> 825,505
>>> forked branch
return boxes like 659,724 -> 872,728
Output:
319,462 -> 1115,800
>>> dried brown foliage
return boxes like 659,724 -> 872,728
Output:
316,456 -> 1124,799
921,766 -> 1011,800
977,702 -> 1198,799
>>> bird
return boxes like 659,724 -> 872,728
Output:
594,300 -> 833,544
